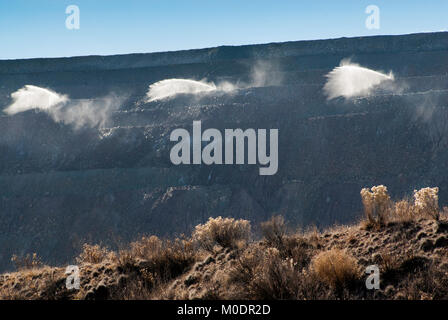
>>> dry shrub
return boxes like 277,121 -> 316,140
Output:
305,225 -> 322,249
192,216 -> 251,251
284,239 -> 312,271
230,246 -> 265,288
360,185 -> 391,228
441,206 -> 448,219
40,271 -> 71,300
414,187 -> 439,220
11,253 -> 42,271
231,245 -> 327,299
111,236 -> 197,299
118,236 -> 196,282
390,187 -> 440,222
361,186 -> 441,228
261,216 -> 287,248
295,269 -> 334,300
391,199 -> 415,222
139,237 -> 196,281
0,286 -> 29,300
129,235 -> 163,259
390,188 -> 440,222
116,249 -> 138,271
76,244 -> 114,264
311,249 -> 360,292
109,274 -> 153,300
231,246 -> 301,299
260,216 -> 311,269
402,263 -> 448,300
379,252 -> 401,275
379,253 -> 429,287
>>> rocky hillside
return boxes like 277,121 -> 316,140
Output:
2,198 -> 448,300
0,32 -> 448,272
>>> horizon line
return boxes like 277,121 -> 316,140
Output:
2,31 -> 447,62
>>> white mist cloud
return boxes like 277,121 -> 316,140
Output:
145,61 -> 283,102
145,79 -> 238,102
249,60 -> 283,87
4,85 -> 68,115
324,59 -> 394,100
4,85 -> 121,129
147,79 -> 216,102
53,96 -> 121,129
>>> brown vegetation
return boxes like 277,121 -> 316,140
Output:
2,185 -> 448,300
311,249 -> 360,292
360,185 -> 441,229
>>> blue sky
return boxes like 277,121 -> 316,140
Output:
0,0 -> 447,59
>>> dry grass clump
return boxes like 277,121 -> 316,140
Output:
311,249 -> 360,292
76,244 -> 115,265
11,253 -> 43,271
192,216 -> 251,251
361,185 -> 441,228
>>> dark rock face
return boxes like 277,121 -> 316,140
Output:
0,32 -> 448,271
